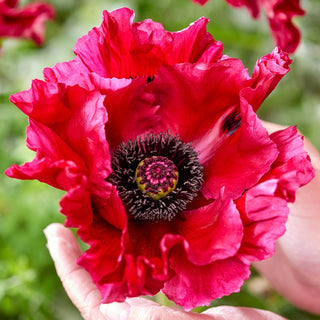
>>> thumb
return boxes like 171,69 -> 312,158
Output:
100,297 -> 215,320
44,223 -> 104,320
100,298 -> 288,320
203,306 -> 288,319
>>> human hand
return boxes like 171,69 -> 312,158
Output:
44,222 -> 287,320
254,122 -> 320,314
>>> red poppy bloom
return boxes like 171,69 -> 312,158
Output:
192,0 -> 305,54
0,0 -> 55,45
6,8 -> 314,310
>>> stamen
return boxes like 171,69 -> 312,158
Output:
107,132 -> 203,221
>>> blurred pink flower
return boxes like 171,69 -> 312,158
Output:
0,0 -> 55,45
6,8 -> 314,310
192,0 -> 305,53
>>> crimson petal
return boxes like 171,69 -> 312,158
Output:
235,180 -> 289,263
172,193 -> 243,265
148,60 -> 252,144
45,8 -> 222,82
192,0 -> 305,53
163,252 -> 250,310
6,79 -> 111,226
202,99 -> 279,199
262,126 -> 315,202
241,47 -> 291,112
0,0 -> 55,45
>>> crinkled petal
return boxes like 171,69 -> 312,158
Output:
162,251 -> 250,310
60,182 -> 93,227
263,0 -> 305,54
202,99 -> 279,199
9,80 -> 70,123
73,7 -> 165,78
148,59 -> 252,144
77,217 -> 126,286
262,126 -> 315,201
97,253 -> 167,302
6,154 -> 82,190
172,193 -> 243,265
86,192 -> 243,304
226,0 -> 261,18
225,0 -> 304,53
169,17 -> 223,64
193,0 -> 305,53
77,189 -> 128,286
74,7 -> 162,78
43,56 -> 91,86
6,79 -> 112,227
6,120 -> 86,187
46,8 -> 222,81
9,79 -> 111,197
234,126 -> 314,263
241,47 -> 291,112
235,179 -> 289,263
45,67 -> 159,148
0,0 -> 55,45
78,193 -> 244,305
148,50 -> 290,169
78,189 -> 171,301
99,76 -> 160,151
6,120 -> 96,229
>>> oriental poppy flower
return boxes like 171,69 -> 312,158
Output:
0,0 -> 55,46
192,0 -> 305,54
6,8 -> 314,310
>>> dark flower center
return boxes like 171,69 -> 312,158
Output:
107,132 -> 203,221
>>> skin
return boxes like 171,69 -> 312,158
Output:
43,122 -> 320,320
254,122 -> 320,315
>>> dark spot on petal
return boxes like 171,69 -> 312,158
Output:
147,75 -> 155,83
222,111 -> 241,135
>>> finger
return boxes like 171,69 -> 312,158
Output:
101,298 -> 287,320
44,223 -> 105,320
203,306 -> 288,319
254,170 -> 320,314
101,297 -> 216,320
256,122 -> 320,314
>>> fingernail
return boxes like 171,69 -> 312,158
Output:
100,301 -> 131,320
43,223 -> 62,242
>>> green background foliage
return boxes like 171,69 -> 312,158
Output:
0,0 -> 319,319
